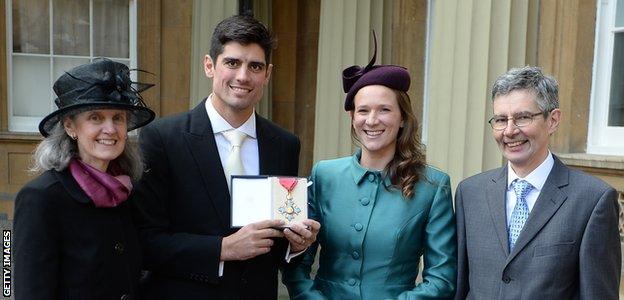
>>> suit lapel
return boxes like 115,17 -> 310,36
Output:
183,100 -> 231,230
485,167 -> 511,255
54,168 -> 92,204
505,156 -> 569,264
256,115 -> 280,175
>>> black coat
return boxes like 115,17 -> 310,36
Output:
13,168 -> 141,300
134,100 -> 301,299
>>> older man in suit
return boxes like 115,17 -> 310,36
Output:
134,15 -> 320,299
455,66 -> 621,299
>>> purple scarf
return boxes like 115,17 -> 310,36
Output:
69,159 -> 133,208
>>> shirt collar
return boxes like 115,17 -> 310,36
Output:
507,151 -> 554,191
349,149 -> 391,186
205,94 -> 257,138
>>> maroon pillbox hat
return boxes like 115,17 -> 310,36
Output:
342,34 -> 411,111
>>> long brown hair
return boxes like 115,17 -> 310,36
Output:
351,89 -> 426,199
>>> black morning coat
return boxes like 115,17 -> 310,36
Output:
133,99 -> 301,299
13,168 -> 141,299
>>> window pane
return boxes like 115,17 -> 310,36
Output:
12,0 -> 50,54
608,32 -> 624,126
53,0 -> 89,56
12,56 -> 51,117
93,0 -> 129,58
53,57 -> 90,82
617,0 -> 624,27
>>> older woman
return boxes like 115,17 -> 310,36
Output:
13,58 -> 155,299
283,48 -> 457,299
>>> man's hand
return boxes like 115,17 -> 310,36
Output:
283,219 -> 321,253
221,219 -> 285,261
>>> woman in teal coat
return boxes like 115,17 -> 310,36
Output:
282,48 -> 457,299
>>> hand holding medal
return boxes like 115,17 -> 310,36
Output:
276,177 -> 321,252
284,218 -> 321,253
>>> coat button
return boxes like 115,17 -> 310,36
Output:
502,276 -> 511,284
360,198 -> 370,206
120,294 -> 130,300
114,242 -> 125,254
354,223 -> 363,231
352,251 -> 360,260
348,278 -> 357,286
367,173 -> 376,182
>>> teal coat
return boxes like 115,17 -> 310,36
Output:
283,153 -> 457,300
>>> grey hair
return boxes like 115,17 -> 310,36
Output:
30,120 -> 145,181
491,66 -> 559,115
30,122 -> 77,174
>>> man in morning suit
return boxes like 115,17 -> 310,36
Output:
455,66 -> 621,299
134,15 -> 320,299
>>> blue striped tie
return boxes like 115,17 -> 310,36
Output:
508,179 -> 533,250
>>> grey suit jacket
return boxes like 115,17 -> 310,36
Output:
455,156 -> 621,300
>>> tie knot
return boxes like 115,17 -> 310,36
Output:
223,130 -> 247,147
512,179 -> 533,200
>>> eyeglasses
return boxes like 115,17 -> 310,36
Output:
488,111 -> 544,130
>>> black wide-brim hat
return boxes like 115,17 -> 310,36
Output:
342,33 -> 410,111
38,58 -> 156,137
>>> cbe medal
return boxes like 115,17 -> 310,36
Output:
277,178 -> 302,222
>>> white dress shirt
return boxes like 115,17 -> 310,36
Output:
505,151 -> 555,226
205,95 -> 300,276
206,95 -> 259,177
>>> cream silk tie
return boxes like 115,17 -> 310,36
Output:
222,129 -> 247,186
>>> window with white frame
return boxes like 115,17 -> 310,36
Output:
588,0 -> 624,155
6,0 -> 136,133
